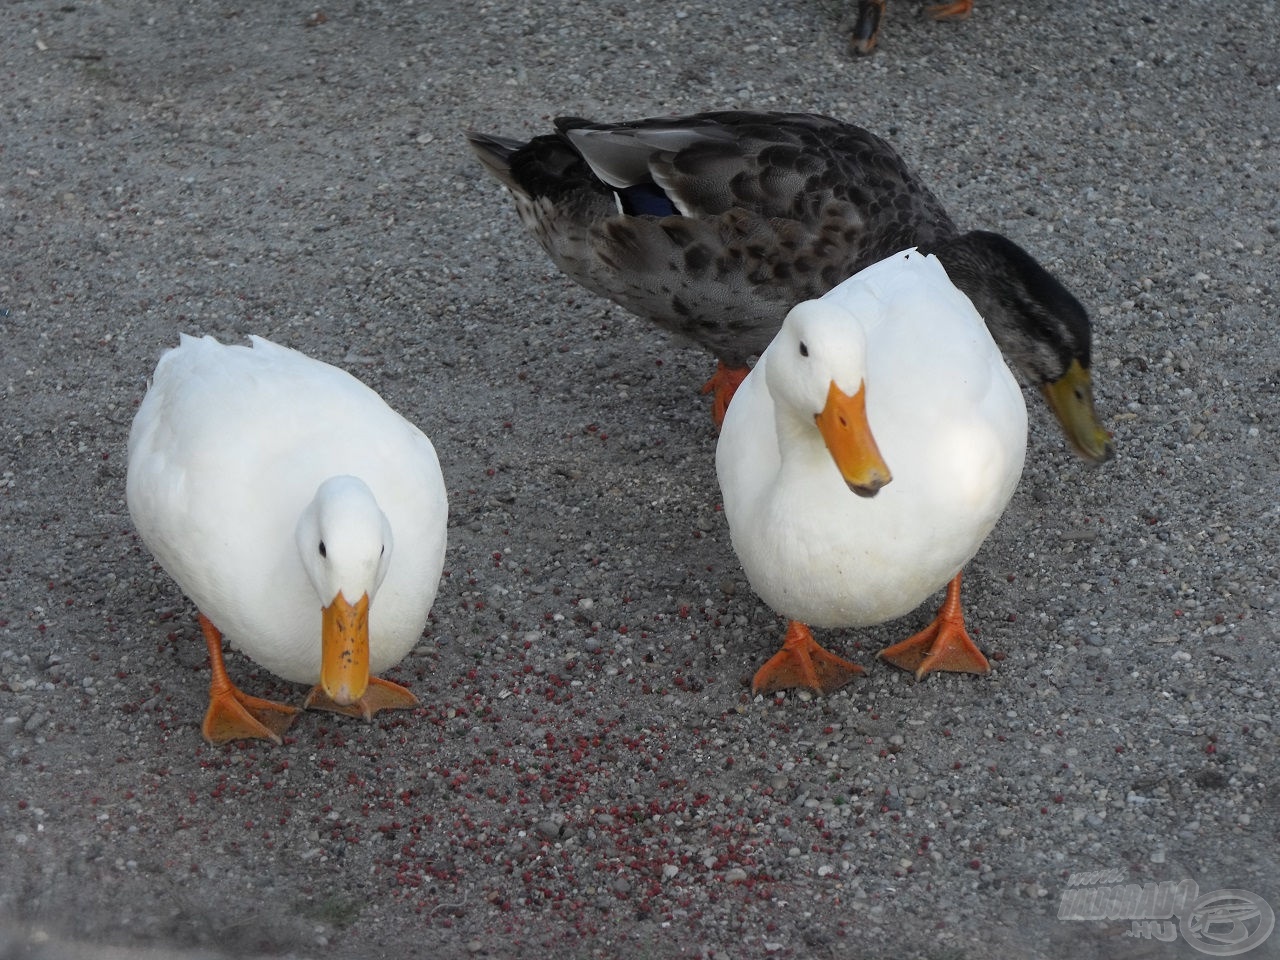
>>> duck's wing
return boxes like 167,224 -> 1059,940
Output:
562,112 -> 955,237
468,112 -> 958,366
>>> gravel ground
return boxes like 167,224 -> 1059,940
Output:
2,1 -> 1278,958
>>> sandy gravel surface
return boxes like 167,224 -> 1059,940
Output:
2,1 -> 1278,958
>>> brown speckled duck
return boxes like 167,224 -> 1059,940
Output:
467,110 -> 1112,463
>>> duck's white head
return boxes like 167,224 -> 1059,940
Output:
295,476 -> 394,706
765,300 -> 892,498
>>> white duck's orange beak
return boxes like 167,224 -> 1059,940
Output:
321,591 -> 370,706
814,380 -> 892,498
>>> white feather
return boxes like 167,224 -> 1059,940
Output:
716,250 -> 1027,629
126,334 -> 448,684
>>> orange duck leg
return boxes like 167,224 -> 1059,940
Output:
877,572 -> 991,679
701,361 -> 750,430
198,614 -> 299,745
927,0 -> 973,21
850,0 -> 887,54
752,621 -> 865,696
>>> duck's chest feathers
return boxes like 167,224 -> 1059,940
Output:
742,446 -> 972,627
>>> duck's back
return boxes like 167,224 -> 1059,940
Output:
472,112 -> 958,366
849,255 -> 1027,519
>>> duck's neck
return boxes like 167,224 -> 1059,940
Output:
774,403 -> 836,487
929,231 -> 1080,387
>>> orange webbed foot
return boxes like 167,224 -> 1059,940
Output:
701,361 -> 750,430
926,0 -> 973,22
202,688 -> 299,745
752,621 -> 865,696
877,573 -> 991,679
304,676 -> 420,720
197,614 -> 299,745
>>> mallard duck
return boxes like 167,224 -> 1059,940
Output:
850,0 -> 973,56
716,249 -> 1026,694
467,111 -> 1110,463
127,334 -> 448,744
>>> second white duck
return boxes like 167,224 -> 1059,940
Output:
716,250 -> 1026,694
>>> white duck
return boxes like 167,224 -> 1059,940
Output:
716,249 -> 1026,694
127,334 -> 448,744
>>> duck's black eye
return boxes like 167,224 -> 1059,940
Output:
380,545 -> 385,557
799,341 -> 809,358
319,541 -> 327,558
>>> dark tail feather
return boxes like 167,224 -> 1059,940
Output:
465,131 -> 525,192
